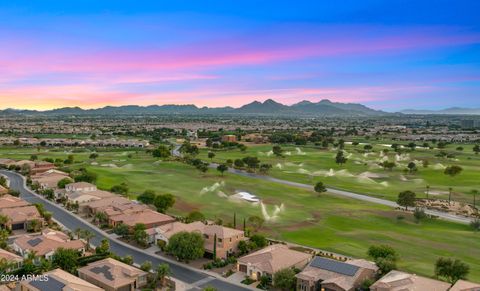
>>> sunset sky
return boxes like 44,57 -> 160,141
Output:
1,1 -> 479,111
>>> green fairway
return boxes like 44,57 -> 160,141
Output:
1,145 -> 480,281
198,141 -> 480,203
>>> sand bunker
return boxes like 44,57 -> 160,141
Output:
359,171 -> 387,179
101,163 -> 118,168
217,191 -> 228,198
379,181 -> 390,187
90,162 -> 98,166
231,191 -> 260,202
295,147 -> 306,155
395,153 -> 410,162
200,181 -> 225,195
122,164 -> 133,169
260,202 -> 285,221
275,163 -> 283,169
432,163 -> 446,170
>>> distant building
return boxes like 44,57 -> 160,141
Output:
296,257 -> 378,291
221,134 -> 237,143
78,258 -> 148,291
65,182 -> 97,193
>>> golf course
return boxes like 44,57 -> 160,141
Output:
0,143 -> 479,280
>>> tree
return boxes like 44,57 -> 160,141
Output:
89,153 -> 99,160
314,182 -> 327,195
208,152 -> 215,160
0,176 -> 6,188
213,233 -> 217,259
57,177 -> 73,189
368,245 -> 398,261
27,219 -> 42,232
380,161 -> 396,171
259,163 -> 272,174
470,218 -> 480,231
234,159 -> 244,168
397,191 -> 416,210
96,238 -> 110,255
81,229 -> 95,251
30,154 -> 38,161
216,164 -> 228,176
368,245 -> 398,275
113,223 -> 130,237
196,163 -> 209,174
335,151 -> 348,165
110,183 -> 129,195
186,211 -> 205,223
154,193 -> 175,213
52,248 -> 80,274
248,215 -> 264,231
435,257 -> 469,283
0,215 -> 9,230
273,268 -> 296,291
94,211 -> 108,225
413,208 -> 427,223
249,234 -> 268,248
152,145 -> 171,158
140,261 -> 152,272
444,165 -> 463,177
133,223 -> 148,247
238,240 -> 249,255
0,229 -> 9,248
73,170 -> 97,183
407,162 -> 417,173
138,190 -> 156,205
473,145 -> 480,155
167,231 -> 204,262
363,144 -> 373,152
272,145 -> 283,157
156,263 -> 171,287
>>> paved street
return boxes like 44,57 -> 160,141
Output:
0,170 -> 251,291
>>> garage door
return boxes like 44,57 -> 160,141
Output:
12,223 -> 24,230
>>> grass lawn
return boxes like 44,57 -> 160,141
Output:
1,145 -> 480,281
198,141 -> 480,203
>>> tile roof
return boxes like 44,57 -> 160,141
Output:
14,229 -> 85,257
21,268 -> 103,291
110,209 -> 174,227
370,270 -> 450,291
0,205 -> 42,224
0,248 -> 23,263
0,195 -> 30,210
238,244 -> 311,274
449,279 -> 480,291
78,258 -> 147,288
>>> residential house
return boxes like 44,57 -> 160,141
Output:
221,135 -> 237,142
109,209 -> 174,229
31,169 -> 70,190
155,221 -> 245,259
370,270 -> 451,291
0,248 -> 23,271
65,182 -> 97,193
30,161 -> 55,175
0,195 -> 42,231
450,279 -> 480,291
12,228 -> 85,260
155,221 -> 205,243
0,205 -> 43,231
237,244 -> 312,281
17,268 -> 103,291
296,257 -> 378,291
203,225 -> 245,259
66,189 -> 115,204
78,258 -> 148,291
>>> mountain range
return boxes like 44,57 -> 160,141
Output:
0,99 -> 389,117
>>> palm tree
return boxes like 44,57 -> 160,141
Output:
448,187 -> 453,205
0,214 -> 9,229
74,228 -> 82,240
426,185 -> 430,200
156,263 -> 171,287
81,229 -> 95,251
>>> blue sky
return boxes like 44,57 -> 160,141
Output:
0,0 -> 479,111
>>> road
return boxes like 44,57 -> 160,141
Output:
173,144 -> 473,224
1,170 -> 251,291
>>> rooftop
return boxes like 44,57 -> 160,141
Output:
78,258 -> 147,288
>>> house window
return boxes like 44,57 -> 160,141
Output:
218,238 -> 222,242
204,234 -> 209,239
